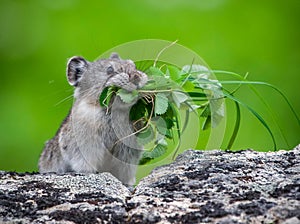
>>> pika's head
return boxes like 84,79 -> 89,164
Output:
67,53 -> 148,101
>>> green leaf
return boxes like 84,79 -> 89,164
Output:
164,129 -> 173,139
181,64 -> 210,76
157,137 -> 168,146
210,98 -> 225,128
134,60 -> 154,72
117,89 -> 138,103
99,87 -> 109,107
167,65 -> 181,81
163,104 -> 174,118
182,80 -> 195,92
155,93 -> 169,115
130,99 -> 147,121
161,117 -> 174,129
200,104 -> 210,117
195,78 -> 222,91
139,144 -> 168,165
188,104 -> 201,112
202,116 -> 211,130
99,86 -> 116,107
138,156 -> 152,165
147,66 -> 164,76
141,76 -> 172,90
194,78 -> 225,128
152,117 -> 168,136
172,91 -> 189,108
152,144 -> 167,157
136,125 -> 155,146
144,144 -> 167,159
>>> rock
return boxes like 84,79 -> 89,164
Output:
0,172 -> 130,223
128,145 -> 300,224
1,144 -> 299,223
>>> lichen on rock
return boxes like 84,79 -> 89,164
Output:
1,144 -> 300,223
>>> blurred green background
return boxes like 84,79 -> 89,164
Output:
0,0 -> 299,172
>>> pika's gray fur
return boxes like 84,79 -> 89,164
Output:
38,53 -> 148,186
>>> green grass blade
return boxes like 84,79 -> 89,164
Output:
213,70 -> 290,145
182,106 -> 190,133
229,72 -> 249,95
211,71 -> 300,126
169,103 -> 182,160
243,82 -> 291,148
181,101 -> 201,132
222,91 -> 277,151
226,100 -> 241,149
200,73 -> 299,148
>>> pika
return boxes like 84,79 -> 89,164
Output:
39,53 -> 148,186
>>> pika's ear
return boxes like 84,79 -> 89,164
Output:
66,56 -> 89,86
110,52 -> 120,60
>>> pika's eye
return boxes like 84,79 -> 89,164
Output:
106,66 -> 114,75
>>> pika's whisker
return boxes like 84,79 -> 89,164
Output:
54,94 -> 74,107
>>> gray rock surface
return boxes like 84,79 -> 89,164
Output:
1,145 -> 299,223
0,172 -> 130,223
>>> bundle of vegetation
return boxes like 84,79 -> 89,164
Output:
100,60 -> 299,165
